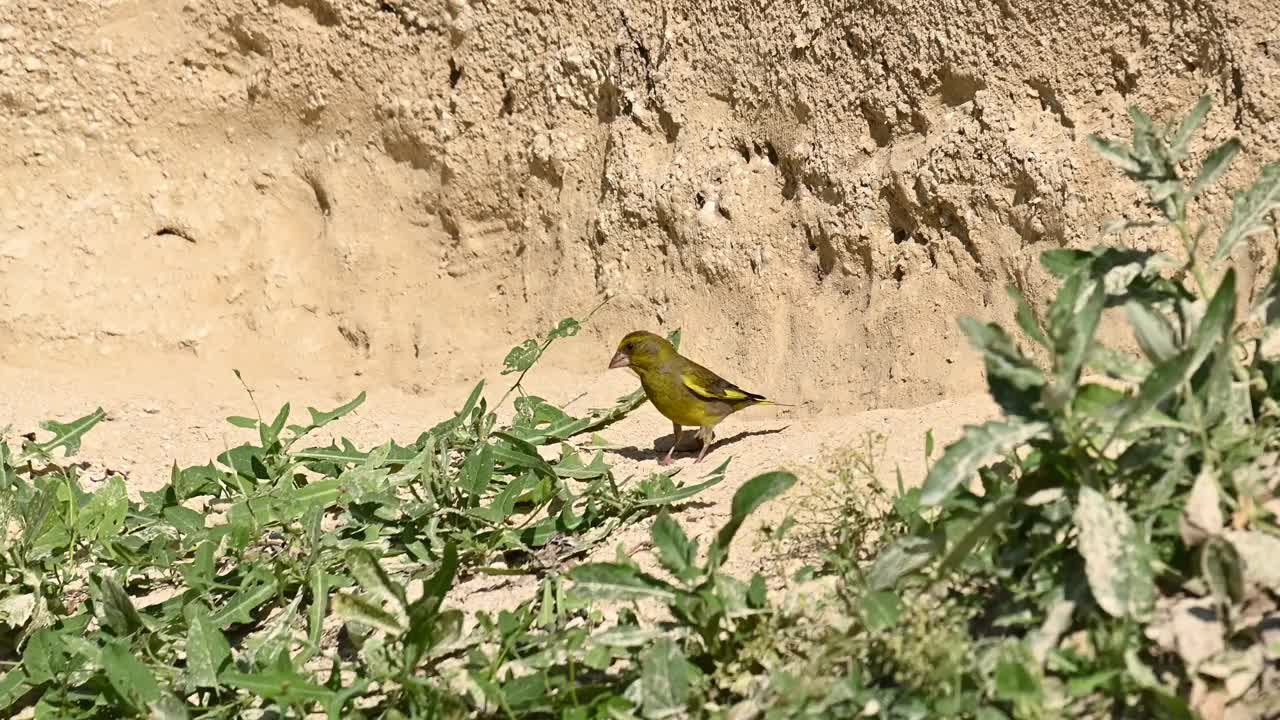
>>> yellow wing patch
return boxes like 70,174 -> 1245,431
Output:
681,373 -> 751,401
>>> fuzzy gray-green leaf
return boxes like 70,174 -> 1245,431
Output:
1170,94 -> 1212,158
332,593 -> 406,635
920,419 -> 1050,507
1113,270 -> 1235,439
866,535 -> 941,590
640,638 -> 690,717
651,511 -> 699,582
1087,135 -> 1140,174
1126,301 -> 1178,363
1189,139 -> 1240,198
185,608 -> 231,688
568,563 -> 679,602
1074,486 -> 1156,620
1215,162 -> 1280,263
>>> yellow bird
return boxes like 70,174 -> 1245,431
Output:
607,330 -> 783,465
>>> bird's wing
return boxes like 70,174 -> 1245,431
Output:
680,363 -> 767,403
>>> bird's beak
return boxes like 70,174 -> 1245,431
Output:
608,352 -> 630,369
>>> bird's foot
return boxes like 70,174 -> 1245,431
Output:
659,453 -> 675,466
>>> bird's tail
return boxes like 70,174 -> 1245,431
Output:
753,399 -> 796,407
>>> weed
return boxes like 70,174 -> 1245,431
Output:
3,94 -> 1278,719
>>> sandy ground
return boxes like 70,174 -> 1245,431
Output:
4,0 -> 1273,618
1,351 -> 995,604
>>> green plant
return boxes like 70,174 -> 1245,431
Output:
4,94 -> 1277,720
844,95 -> 1280,718
564,471 -> 798,715
0,316 -> 738,718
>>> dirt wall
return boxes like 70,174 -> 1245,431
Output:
2,0 -> 1278,412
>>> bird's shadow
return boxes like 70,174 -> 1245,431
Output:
608,425 -> 791,463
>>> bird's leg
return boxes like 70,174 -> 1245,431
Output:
660,423 -> 681,466
694,427 -> 714,463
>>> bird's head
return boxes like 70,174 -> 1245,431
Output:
609,331 -> 673,373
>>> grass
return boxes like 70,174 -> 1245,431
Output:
3,95 -> 1280,719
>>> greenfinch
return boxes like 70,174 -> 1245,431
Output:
608,330 -> 782,464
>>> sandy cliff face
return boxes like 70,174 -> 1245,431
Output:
2,0 -> 1277,411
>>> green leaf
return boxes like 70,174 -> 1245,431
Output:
708,470 -> 797,569
262,403 -> 290,446
461,444 -> 495,497
305,391 -> 366,430
1113,269 -> 1236,439
226,416 -> 259,429
994,656 -> 1041,703
0,669 -> 28,714
651,511 -> 699,582
1067,670 -> 1119,697
1126,301 -> 1178,362
860,590 -> 903,631
346,548 -> 407,619
1050,273 -> 1106,392
469,471 -> 533,524
1072,382 -> 1127,422
639,638 -> 690,716
292,478 -> 345,508
1074,486 -> 1156,620
222,656 -> 334,705
295,442 -> 369,466
568,563 -> 679,602
632,459 -> 729,507
185,607 -> 231,688
419,542 -> 460,613
404,544 -> 460,668
1201,536 -> 1246,605
492,432 -> 558,479
0,442 -> 14,491
1169,94 -> 1212,157
172,462 -> 222,499
1008,284 -> 1049,348
163,505 -> 205,536
182,540 -> 216,593
89,571 -> 145,637
866,535 -> 940,590
502,339 -> 542,374
21,629 -> 67,685
32,408 -> 106,457
101,640 -> 162,712
959,318 -> 1046,417
920,418 -> 1050,507
147,694 -> 190,720
79,476 -> 129,542
425,381 -> 485,439
411,609 -> 462,672
1041,249 -> 1093,279
332,593 -> 406,635
302,566 -> 329,663
938,497 -> 1015,574
210,571 -> 278,628
1087,346 -> 1152,383
1087,135 -> 1141,174
1189,139 -> 1240,198
1215,161 -> 1280,262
